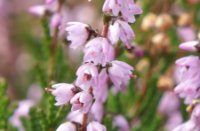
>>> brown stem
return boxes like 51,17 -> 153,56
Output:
81,113 -> 88,131
101,14 -> 111,37
48,1 -> 63,82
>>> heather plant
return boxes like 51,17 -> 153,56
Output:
1,0 -> 200,131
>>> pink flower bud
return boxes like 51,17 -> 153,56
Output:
52,83 -> 75,106
50,13 -> 62,28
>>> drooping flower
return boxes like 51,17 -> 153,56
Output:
75,63 -> 98,91
93,69 -> 108,102
9,100 -> 35,131
87,121 -> 107,131
84,37 -> 115,65
67,110 -> 83,124
108,20 -> 135,49
70,91 -> 93,113
90,101 -> 104,122
158,92 -> 180,115
174,56 -> 200,104
102,0 -> 142,23
173,120 -> 200,131
179,40 -> 200,52
113,115 -> 130,131
56,122 -> 76,131
108,60 -> 133,91
65,22 -> 90,49
165,111 -> 183,131
52,83 -> 75,106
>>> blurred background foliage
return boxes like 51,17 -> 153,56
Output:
0,0 -> 200,130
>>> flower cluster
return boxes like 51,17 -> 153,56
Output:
47,0 -> 142,130
173,40 -> 200,131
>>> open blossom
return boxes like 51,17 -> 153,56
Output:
84,37 -> 115,65
52,83 -> 75,106
102,0 -> 142,23
56,122 -> 76,131
65,22 -> 90,49
76,63 -> 98,90
113,115 -> 130,131
174,56 -> 200,104
158,92 -> 180,115
70,91 -> 93,113
108,60 -> 133,91
108,20 -> 135,49
179,40 -> 200,52
87,121 -> 107,131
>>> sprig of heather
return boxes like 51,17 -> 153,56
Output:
44,0 -> 142,130
173,40 -> 200,131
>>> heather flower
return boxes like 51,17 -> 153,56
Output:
108,20 -> 135,49
174,56 -> 200,104
90,101 -> 104,122
93,69 -> 108,102
75,63 -> 98,90
177,27 -> 196,42
108,60 -> 133,91
84,37 -> 115,65
67,110 -> 83,124
191,104 -> 200,124
179,40 -> 200,52
56,122 -> 76,131
9,100 -> 35,131
165,111 -> 183,131
102,0 -> 142,23
173,120 -> 200,131
52,83 -> 75,106
50,13 -> 62,28
70,91 -> 93,113
65,22 -> 90,49
113,115 -> 130,131
158,92 -> 180,115
87,121 -> 107,131
28,5 -> 47,16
